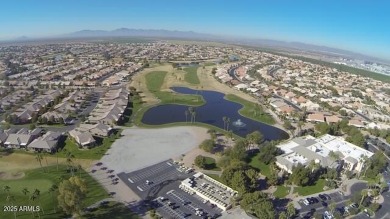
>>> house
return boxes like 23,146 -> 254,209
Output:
325,115 -> 342,124
4,134 -> 34,149
277,105 -> 296,115
68,130 -> 96,148
28,131 -> 62,153
306,113 -> 325,123
3,128 -> 42,149
0,130 -> 9,146
77,123 -> 112,137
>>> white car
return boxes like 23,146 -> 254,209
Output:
303,199 -> 310,206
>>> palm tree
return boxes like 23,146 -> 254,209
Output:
6,195 -> 17,219
188,107 -> 194,123
56,148 -> 60,171
191,111 -> 196,123
3,185 -> 11,196
184,110 -> 189,123
77,164 -> 83,177
34,189 -> 44,214
360,189 -> 368,207
48,185 -> 58,213
36,153 -> 44,172
30,194 -> 38,218
226,117 -> 231,131
22,187 -> 30,206
297,121 -> 304,136
227,130 -> 233,141
66,152 -> 75,176
222,116 -> 227,130
362,156 -> 372,178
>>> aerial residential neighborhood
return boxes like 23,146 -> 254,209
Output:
1,1 -> 390,219
0,39 -> 389,219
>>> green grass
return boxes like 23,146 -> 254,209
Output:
206,174 -> 223,183
248,153 -> 271,178
203,156 -> 221,171
273,186 -> 289,198
0,165 -> 109,219
55,132 -> 121,160
294,179 -> 326,196
225,94 -> 275,125
183,67 -> 200,84
81,201 -> 139,219
145,71 -> 205,106
203,62 -> 216,66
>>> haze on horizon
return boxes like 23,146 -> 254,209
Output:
1,0 -> 389,60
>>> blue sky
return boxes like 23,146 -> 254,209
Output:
0,0 -> 389,59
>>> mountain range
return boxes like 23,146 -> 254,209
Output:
4,28 -> 389,64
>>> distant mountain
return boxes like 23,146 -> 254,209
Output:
2,28 -> 388,64
67,28 -> 218,40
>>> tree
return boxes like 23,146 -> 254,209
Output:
184,110 -> 189,123
194,155 -> 207,169
49,185 -> 58,213
297,121 -> 304,136
226,117 -> 231,131
222,116 -> 227,130
257,141 -> 282,165
57,176 -> 88,217
199,139 -> 215,153
34,188 -> 44,214
329,201 -> 336,215
3,185 -> 11,195
229,139 -> 248,161
207,129 -> 216,139
36,153 -> 44,172
6,195 -> 17,219
65,151 -> 75,176
286,202 -> 297,218
359,189 -> 368,207
29,123 -> 36,130
315,122 -> 331,135
246,131 -> 264,150
279,211 -> 288,219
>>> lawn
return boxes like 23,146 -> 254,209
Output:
203,156 -> 221,171
0,165 -> 109,219
81,201 -> 139,219
273,186 -> 289,198
53,132 -> 121,160
183,67 -> 200,84
294,179 -> 326,196
224,94 -> 275,125
248,152 -> 271,178
145,71 -> 205,106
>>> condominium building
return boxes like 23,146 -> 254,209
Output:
275,134 -> 374,174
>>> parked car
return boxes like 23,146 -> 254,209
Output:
319,194 -> 327,201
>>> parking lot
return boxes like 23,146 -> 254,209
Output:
153,190 -> 222,219
298,190 -> 352,218
118,159 -> 224,218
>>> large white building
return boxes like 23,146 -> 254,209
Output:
275,134 -> 374,174
180,172 -> 237,211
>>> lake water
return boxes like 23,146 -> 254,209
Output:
141,87 -> 289,141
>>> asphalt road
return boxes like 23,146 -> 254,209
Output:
298,183 -> 367,218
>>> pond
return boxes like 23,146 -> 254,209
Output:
141,87 -> 289,141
